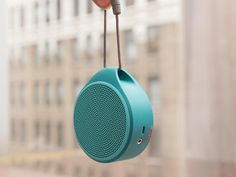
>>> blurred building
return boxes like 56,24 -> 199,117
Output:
7,0 -> 181,177
184,0 -> 236,176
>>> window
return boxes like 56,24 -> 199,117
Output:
33,161 -> 41,170
46,0 -> 50,23
34,81 -> 40,104
20,120 -> 26,143
20,6 -> 25,28
99,33 -> 112,62
73,134 -> 79,148
73,0 -> 79,17
72,38 -> 79,61
44,42 -> 50,63
57,122 -> 64,147
43,161 -> 51,172
57,0 -> 61,20
9,48 -> 15,62
85,35 -> 93,60
124,30 -> 137,60
125,0 -> 135,6
33,45 -> 40,65
87,0 -> 93,14
34,121 -> 40,139
148,78 -> 160,156
57,164 -> 65,175
45,81 -> 51,104
11,119 -> 16,142
149,127 -> 159,156
147,26 -> 160,55
45,121 -> 51,144
34,2 -> 39,25
99,34 -> 104,59
19,82 -> 25,105
88,168 -> 95,177
148,78 -> 160,112
149,171 -> 160,177
20,46 -> 25,64
73,167 -> 81,177
15,47 -> 20,62
56,41 -> 63,62
73,80 -> 80,102
9,8 -> 14,29
10,83 -> 15,105
9,50 -> 15,67
56,80 -> 64,105
102,171 -> 110,177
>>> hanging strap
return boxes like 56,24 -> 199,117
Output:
103,10 -> 107,68
115,14 -> 122,69
102,0 -> 122,69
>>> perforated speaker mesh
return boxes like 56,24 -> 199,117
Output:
74,82 -> 129,160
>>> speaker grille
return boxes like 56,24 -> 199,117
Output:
74,82 -> 129,160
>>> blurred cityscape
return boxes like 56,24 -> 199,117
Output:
1,0 -> 236,177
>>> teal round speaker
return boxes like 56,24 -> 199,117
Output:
73,68 -> 154,163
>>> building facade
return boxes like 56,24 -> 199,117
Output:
7,0 -> 181,177
185,0 -> 236,176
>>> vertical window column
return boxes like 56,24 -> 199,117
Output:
147,26 -> 160,56
11,119 -> 16,142
46,0 -> 50,23
45,81 -> 51,105
34,121 -> 41,149
56,41 -> 63,63
44,42 -> 50,64
19,82 -> 25,105
124,30 -> 137,60
148,78 -> 160,156
20,6 -> 25,28
34,81 -> 40,105
73,80 -> 80,102
56,0 -> 61,20
57,122 -> 64,147
20,120 -> 26,144
34,2 -> 39,26
45,121 -> 51,146
87,0 -> 93,14
85,35 -> 93,60
72,38 -> 80,62
10,83 -> 15,105
73,0 -> 79,17
56,80 -> 64,105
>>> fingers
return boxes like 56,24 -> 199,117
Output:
92,0 -> 111,10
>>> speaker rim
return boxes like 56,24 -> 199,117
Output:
74,81 -> 132,163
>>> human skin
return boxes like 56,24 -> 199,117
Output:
92,0 -> 111,9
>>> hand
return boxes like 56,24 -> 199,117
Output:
92,0 -> 111,10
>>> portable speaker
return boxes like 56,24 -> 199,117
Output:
74,68 -> 154,163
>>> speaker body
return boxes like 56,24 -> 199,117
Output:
74,68 -> 153,163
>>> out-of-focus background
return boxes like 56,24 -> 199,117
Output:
0,0 -> 236,177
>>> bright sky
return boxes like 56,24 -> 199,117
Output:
0,0 -> 8,153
